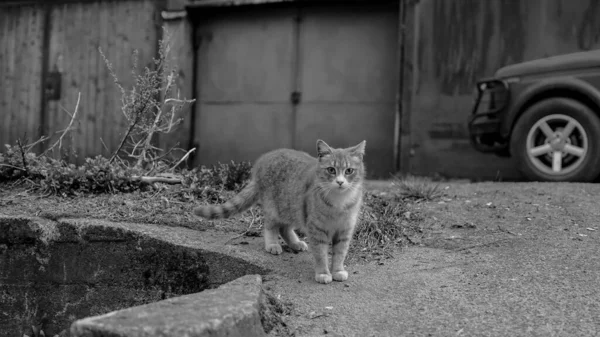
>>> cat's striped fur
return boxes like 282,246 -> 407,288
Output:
193,139 -> 366,284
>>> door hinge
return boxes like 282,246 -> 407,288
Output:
291,91 -> 301,105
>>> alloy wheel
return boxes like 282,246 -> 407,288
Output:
526,114 -> 588,176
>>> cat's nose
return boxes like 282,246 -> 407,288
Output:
336,180 -> 344,186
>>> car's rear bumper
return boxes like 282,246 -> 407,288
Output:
467,79 -> 510,153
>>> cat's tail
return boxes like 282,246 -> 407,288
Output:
193,180 -> 259,220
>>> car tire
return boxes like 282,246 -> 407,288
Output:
510,97 -> 600,182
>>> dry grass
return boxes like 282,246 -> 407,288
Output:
349,192 -> 424,261
0,180 -> 428,262
391,174 -> 444,201
0,182 -> 247,233
223,189 -> 426,261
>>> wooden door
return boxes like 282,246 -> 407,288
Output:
46,0 -> 158,160
0,5 -> 45,148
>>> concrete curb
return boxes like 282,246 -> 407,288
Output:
0,214 -> 278,337
70,274 -> 267,337
59,217 -> 272,287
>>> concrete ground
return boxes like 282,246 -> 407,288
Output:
71,181 -> 596,337
257,181 -> 600,337
5,181 -> 599,336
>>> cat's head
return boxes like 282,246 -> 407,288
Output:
315,139 -> 366,192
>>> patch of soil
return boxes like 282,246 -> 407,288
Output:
261,289 -> 295,337
0,183 -> 248,233
0,181 -> 428,262
407,181 -> 600,249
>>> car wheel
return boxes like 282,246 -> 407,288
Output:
510,97 -> 600,182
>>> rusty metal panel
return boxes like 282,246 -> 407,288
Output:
406,0 -> 600,180
194,7 -> 296,165
295,4 -> 398,177
296,103 -> 396,173
0,4 -> 45,148
189,0 -> 293,7
158,18 -> 195,154
196,103 -> 296,163
193,4 -> 399,176
187,0 -> 393,8
45,0 -> 158,160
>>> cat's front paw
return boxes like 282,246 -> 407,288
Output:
332,270 -> 348,282
315,273 -> 332,284
290,240 -> 308,252
265,243 -> 283,255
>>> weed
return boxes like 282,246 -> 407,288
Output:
0,27 -> 202,196
350,192 -> 423,260
391,174 -> 443,201
99,27 -> 195,169
184,161 -> 252,193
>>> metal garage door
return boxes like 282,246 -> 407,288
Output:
193,3 -> 399,177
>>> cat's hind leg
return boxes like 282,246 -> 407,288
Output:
263,218 -> 283,255
279,226 -> 308,252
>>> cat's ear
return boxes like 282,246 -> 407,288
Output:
316,139 -> 333,158
348,140 -> 366,158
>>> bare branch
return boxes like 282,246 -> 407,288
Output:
164,98 -> 195,105
169,147 -> 196,171
43,92 -> 81,155
100,137 -> 110,154
24,135 -> 50,152
15,139 -> 28,174
131,176 -> 181,184
154,144 -> 179,161
0,163 -> 26,171
136,105 -> 164,168
99,47 -> 126,97
102,26 -> 196,167
109,111 -> 143,164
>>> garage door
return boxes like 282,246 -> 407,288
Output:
194,3 -> 399,177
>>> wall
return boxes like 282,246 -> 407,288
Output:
7,0 -> 600,179
0,0 -> 162,162
0,4 -> 45,150
404,0 -> 600,180
46,0 -> 159,161
190,2 -> 400,177
157,9 -> 195,156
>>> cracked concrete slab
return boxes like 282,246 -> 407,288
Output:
70,275 -> 267,337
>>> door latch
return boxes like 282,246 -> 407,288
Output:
291,91 -> 301,105
45,71 -> 62,101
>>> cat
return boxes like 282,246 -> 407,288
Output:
193,139 -> 366,284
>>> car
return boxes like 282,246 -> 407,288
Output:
468,49 -> 600,182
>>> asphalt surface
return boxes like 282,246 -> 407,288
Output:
259,182 -> 600,337
8,181 -> 595,337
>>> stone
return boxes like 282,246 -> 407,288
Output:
70,275 -> 267,337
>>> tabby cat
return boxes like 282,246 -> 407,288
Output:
193,139 -> 366,284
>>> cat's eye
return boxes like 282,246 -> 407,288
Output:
326,167 -> 336,174
345,168 -> 355,175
